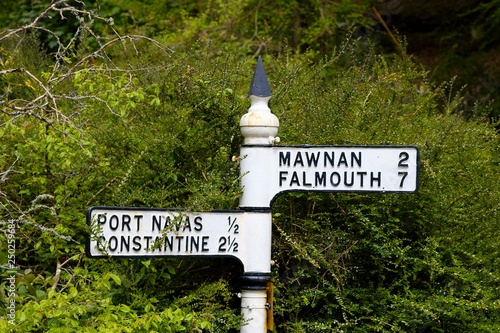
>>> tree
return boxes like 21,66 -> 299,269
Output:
0,1 -> 224,331
1,1 -> 499,332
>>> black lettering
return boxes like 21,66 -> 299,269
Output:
344,171 -> 354,186
371,172 -> 381,187
330,172 -> 341,186
338,152 -> 348,167
398,171 -> 408,187
194,216 -> 203,231
152,215 -> 161,231
398,152 -> 409,167
109,215 -> 119,231
132,236 -> 142,251
190,236 -> 199,252
122,215 -> 131,231
290,171 -> 300,186
305,152 -> 320,167
120,236 -> 130,252
228,216 -> 239,234
218,236 -> 226,252
183,216 -> 192,232
351,152 -> 362,167
176,236 -> 183,251
109,236 -> 118,251
201,236 -> 209,252
97,214 -> 106,225
166,216 -> 174,230
358,171 -> 367,187
164,236 -> 173,251
324,151 -> 335,167
293,152 -> 304,167
279,171 -> 288,186
134,215 -> 143,232
144,236 -> 152,250
279,151 -> 290,166
315,172 -> 326,186
303,172 -> 312,186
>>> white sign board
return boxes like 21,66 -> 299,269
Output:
87,207 -> 272,272
239,145 -> 419,207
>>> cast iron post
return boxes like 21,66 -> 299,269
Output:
238,56 -> 279,332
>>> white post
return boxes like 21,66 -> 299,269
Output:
240,288 -> 270,333
238,56 -> 279,333
240,57 -> 279,147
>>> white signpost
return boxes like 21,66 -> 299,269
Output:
87,208 -> 271,273
239,145 -> 419,208
87,56 -> 419,333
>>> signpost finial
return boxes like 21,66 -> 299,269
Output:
249,56 -> 272,98
240,56 -> 279,145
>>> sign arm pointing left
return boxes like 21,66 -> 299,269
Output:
86,207 -> 272,273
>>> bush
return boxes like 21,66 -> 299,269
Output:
267,43 -> 500,331
1,1 -> 498,332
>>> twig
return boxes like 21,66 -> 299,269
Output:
372,7 -> 401,50
51,254 -> 79,291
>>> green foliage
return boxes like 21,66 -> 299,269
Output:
466,0 -> 500,49
173,279 -> 243,332
89,0 -> 373,56
0,0 -> 110,54
267,45 -> 500,331
1,1 -> 499,332
0,267 -> 212,332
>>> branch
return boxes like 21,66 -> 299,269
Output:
0,1 -> 172,151
0,1 -> 173,118
65,34 -> 172,83
0,156 -> 19,184
0,1 -> 65,42
51,254 -> 79,291
51,259 -> 63,291
0,68 -> 24,75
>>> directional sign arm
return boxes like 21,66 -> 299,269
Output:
239,145 -> 420,208
86,207 -> 272,273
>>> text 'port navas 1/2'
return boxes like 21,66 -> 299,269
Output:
86,208 -> 272,273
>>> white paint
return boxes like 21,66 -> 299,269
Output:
87,208 -> 272,273
239,95 -> 279,145
240,289 -> 269,333
239,145 -> 419,208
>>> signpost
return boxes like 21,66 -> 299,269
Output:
239,145 -> 419,208
86,56 -> 419,332
87,207 -> 271,273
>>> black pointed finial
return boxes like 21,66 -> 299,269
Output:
249,56 -> 272,97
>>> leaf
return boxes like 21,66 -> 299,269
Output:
150,97 -> 161,106
108,273 -> 122,286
